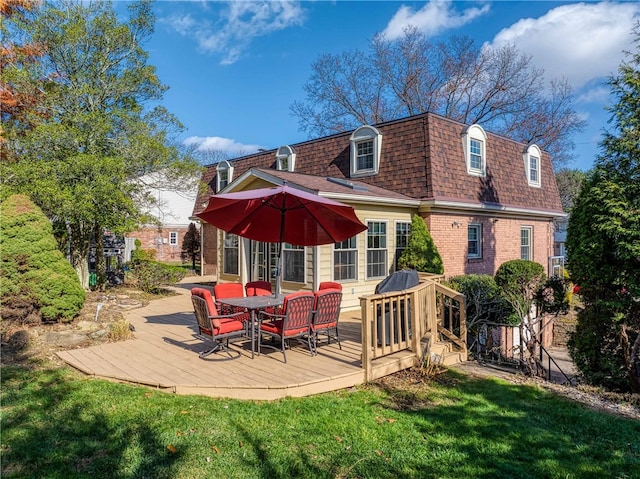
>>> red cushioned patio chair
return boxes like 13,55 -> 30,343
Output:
318,281 -> 342,291
191,287 -> 249,358
213,282 -> 246,315
245,280 -> 273,297
311,289 -> 343,355
258,291 -> 315,363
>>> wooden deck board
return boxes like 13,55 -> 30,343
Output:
56,283 -> 417,399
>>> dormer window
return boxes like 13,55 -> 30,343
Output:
350,125 -> 382,177
276,145 -> 296,172
524,144 -> 542,187
462,124 -> 487,177
216,160 -> 234,192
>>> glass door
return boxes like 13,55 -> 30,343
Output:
250,241 -> 279,289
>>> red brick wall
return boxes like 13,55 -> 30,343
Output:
425,213 -> 553,278
126,225 -> 192,264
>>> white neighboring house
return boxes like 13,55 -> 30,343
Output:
125,174 -> 199,264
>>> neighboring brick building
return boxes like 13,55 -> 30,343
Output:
127,187 -> 199,265
192,112 -> 565,309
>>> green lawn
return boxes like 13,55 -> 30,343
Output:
1,364 -> 638,479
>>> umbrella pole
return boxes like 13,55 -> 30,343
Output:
275,189 -> 286,297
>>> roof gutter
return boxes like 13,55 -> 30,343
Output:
419,199 -> 567,219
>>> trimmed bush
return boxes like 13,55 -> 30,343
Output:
0,195 -> 85,323
494,260 -> 546,320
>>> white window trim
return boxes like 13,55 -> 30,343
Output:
332,236 -> 358,282
275,145 -> 296,172
282,243 -> 305,283
462,124 -> 487,177
520,226 -> 533,261
169,231 -> 178,246
524,144 -> 542,187
216,160 -> 234,192
349,125 -> 382,177
366,220 -> 388,280
468,223 -> 482,259
223,232 -> 239,275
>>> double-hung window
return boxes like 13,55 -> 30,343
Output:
216,160 -> 234,192
470,139 -> 483,171
223,232 -> 239,275
276,145 -> 296,172
468,224 -> 482,259
356,140 -> 374,171
349,125 -> 382,177
169,232 -> 178,246
520,226 -> 532,261
283,243 -> 304,283
367,221 -> 387,279
462,124 -> 487,176
395,221 -> 411,269
334,237 -> 357,281
524,144 -> 542,187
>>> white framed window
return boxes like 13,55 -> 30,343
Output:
520,226 -> 533,261
349,125 -> 382,177
276,145 -> 296,172
216,160 -> 234,192
462,124 -> 487,176
169,232 -> 178,246
395,221 -> 411,270
468,224 -> 482,259
334,237 -> 357,281
524,144 -> 542,187
367,221 -> 387,279
223,232 -> 239,275
283,243 -> 304,283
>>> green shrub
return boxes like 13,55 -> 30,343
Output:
398,214 -> 444,274
494,260 -> 546,321
568,305 -> 629,392
130,238 -> 156,262
0,195 -> 85,323
445,274 -> 515,326
127,260 -> 187,293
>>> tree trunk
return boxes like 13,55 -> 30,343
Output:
69,222 -> 90,289
620,325 -> 640,394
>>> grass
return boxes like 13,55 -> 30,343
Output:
1,363 -> 639,479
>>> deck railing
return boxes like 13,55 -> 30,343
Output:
360,277 -> 466,381
435,282 -> 467,352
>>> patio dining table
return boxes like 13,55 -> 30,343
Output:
217,295 -> 285,359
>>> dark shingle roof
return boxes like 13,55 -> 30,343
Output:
192,113 -> 563,216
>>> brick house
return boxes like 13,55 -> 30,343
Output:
126,187 -> 198,265
192,112 -> 565,310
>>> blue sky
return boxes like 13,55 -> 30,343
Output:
140,1 -> 640,171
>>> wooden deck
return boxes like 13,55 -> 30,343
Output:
57,282 -> 415,400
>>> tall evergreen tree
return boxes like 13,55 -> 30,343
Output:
397,214 -> 444,274
181,222 -> 200,272
566,22 -> 640,393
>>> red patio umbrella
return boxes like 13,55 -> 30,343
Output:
196,183 -> 367,295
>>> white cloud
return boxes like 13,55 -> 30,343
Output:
382,0 -> 490,40
163,1 -> 306,64
486,2 -> 640,89
184,136 -> 264,155
576,86 -> 611,104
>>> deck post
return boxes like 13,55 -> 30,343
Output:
360,296 -> 373,382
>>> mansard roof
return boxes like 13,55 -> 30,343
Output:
193,112 -> 563,217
